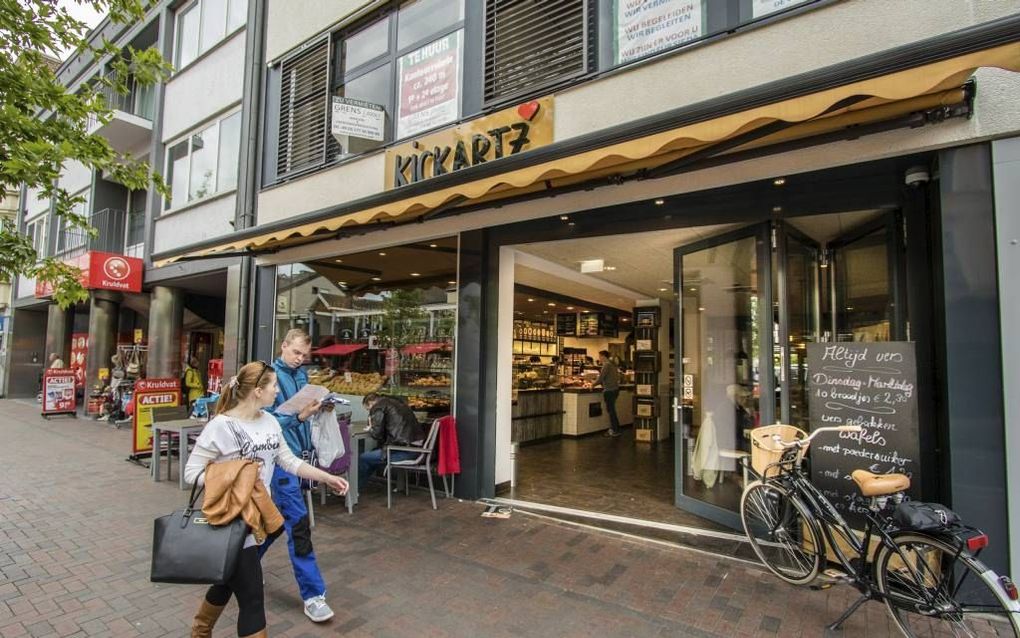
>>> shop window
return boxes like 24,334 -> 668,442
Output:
164,111 -> 242,210
483,0 -> 592,105
273,238 -> 459,419
174,0 -> 249,69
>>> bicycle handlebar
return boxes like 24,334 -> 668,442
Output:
771,424 -> 862,449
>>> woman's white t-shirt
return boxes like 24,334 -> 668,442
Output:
185,410 -> 304,490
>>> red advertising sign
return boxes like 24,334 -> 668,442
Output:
132,378 -> 181,454
207,358 -> 223,395
70,333 -> 88,389
35,251 -> 144,298
42,369 -> 77,416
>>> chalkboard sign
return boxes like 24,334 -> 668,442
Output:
806,342 -> 920,526
556,313 -> 577,336
599,312 -> 619,337
578,312 -> 600,337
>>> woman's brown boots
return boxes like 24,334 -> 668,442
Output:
190,600 -> 225,637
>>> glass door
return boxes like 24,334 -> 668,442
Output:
674,225 -> 773,528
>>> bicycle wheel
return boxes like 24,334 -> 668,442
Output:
874,532 -> 1020,637
740,481 -> 824,585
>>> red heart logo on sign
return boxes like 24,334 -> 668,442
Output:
517,101 -> 540,121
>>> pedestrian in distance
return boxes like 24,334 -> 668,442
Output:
596,350 -> 622,437
263,329 -> 337,623
183,357 -> 205,409
184,361 -> 348,637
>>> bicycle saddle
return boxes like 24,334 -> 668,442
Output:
851,469 -> 910,496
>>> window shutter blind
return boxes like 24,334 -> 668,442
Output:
484,0 -> 591,104
277,39 -> 330,178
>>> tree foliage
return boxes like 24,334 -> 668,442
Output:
0,0 -> 172,308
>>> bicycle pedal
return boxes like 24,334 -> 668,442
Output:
820,568 -> 852,583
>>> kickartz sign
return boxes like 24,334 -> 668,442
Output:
35,251 -> 144,298
385,97 -> 552,189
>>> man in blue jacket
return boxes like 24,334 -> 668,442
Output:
261,328 -> 334,623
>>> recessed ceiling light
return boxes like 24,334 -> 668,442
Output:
773,177 -> 786,186
621,317 -> 629,322
604,266 -> 616,271
378,252 -> 387,256
567,221 -> 576,226
429,243 -> 438,248
560,215 -> 569,221
410,273 -> 420,277
654,199 -> 665,206
334,259 -> 343,263
371,276 -> 381,281
772,206 -> 782,213
698,307 -> 706,312
566,306 -> 574,310
448,280 -> 457,285
542,310 -> 549,314
527,298 -> 534,302
547,302 -> 555,307
689,287 -> 696,292
659,287 -> 669,292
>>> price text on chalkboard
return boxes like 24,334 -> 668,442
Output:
807,342 -> 920,525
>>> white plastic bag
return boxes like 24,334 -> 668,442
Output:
311,410 -> 345,468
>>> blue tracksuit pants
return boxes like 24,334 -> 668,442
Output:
258,465 -> 326,601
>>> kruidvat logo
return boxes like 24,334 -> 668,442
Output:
103,256 -> 130,281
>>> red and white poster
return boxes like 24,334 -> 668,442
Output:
42,369 -> 77,416
132,378 -> 181,455
207,358 -> 224,394
70,333 -> 88,389
396,30 -> 462,139
35,251 -> 143,298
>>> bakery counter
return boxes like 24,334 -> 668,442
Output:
511,388 -> 563,443
562,387 -> 634,436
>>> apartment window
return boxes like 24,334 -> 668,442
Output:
175,0 -> 249,69
164,111 -> 242,210
483,0 -> 591,104
56,192 -> 89,253
24,220 -> 40,252
126,189 -> 147,249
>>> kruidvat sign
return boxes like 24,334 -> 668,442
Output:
385,97 -> 553,189
35,251 -> 143,298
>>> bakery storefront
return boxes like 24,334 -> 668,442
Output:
162,36 -> 1018,572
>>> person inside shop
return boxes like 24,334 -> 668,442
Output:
183,357 -> 205,409
359,393 -> 425,491
48,352 -> 65,369
594,350 -> 622,438
184,360 -> 348,638
263,329 -> 336,624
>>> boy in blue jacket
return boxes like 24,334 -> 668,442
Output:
261,328 -> 334,623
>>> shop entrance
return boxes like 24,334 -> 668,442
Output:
676,212 -> 904,527
504,209 -> 905,531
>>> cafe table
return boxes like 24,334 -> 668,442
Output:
151,418 -> 206,490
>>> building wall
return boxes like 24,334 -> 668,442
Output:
153,194 -> 236,254
253,0 -> 1020,229
161,30 -> 246,143
265,0 -> 375,62
57,160 -> 92,199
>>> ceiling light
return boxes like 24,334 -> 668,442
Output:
566,306 -> 574,310
654,198 -> 665,206
698,307 -> 706,312
560,215 -> 569,221
371,276 -> 381,281
773,177 -> 786,186
659,287 -> 669,292
547,302 -> 555,307
772,205 -> 782,213
334,259 -> 343,263
621,317 -> 629,322
604,266 -> 616,271
542,310 -> 549,314
448,280 -> 457,285
338,281 -> 347,286
580,259 -> 604,273
378,252 -> 387,256
410,272 -> 420,277
527,298 -> 534,302
689,287 -> 696,292
567,221 -> 575,226
429,243 -> 438,248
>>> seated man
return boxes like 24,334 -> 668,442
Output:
359,393 -> 425,490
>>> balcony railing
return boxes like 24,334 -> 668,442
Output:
54,208 -> 128,260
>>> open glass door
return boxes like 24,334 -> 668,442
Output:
674,225 -> 773,528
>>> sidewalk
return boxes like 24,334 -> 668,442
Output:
0,400 -> 901,637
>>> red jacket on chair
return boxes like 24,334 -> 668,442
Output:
436,415 -> 460,475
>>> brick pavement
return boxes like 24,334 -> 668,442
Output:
0,400 -> 902,637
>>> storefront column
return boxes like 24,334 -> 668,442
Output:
147,285 -> 184,379
44,303 -> 72,365
85,291 -> 121,391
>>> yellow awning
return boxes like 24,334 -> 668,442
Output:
158,41 -> 1020,266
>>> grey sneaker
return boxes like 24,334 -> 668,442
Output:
303,595 -> 334,622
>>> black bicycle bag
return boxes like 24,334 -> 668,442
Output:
894,501 -> 961,531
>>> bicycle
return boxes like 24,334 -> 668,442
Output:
739,424 -> 1020,637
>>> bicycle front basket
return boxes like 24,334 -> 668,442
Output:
750,424 -> 808,478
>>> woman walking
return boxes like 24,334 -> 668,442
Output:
183,361 -> 348,637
